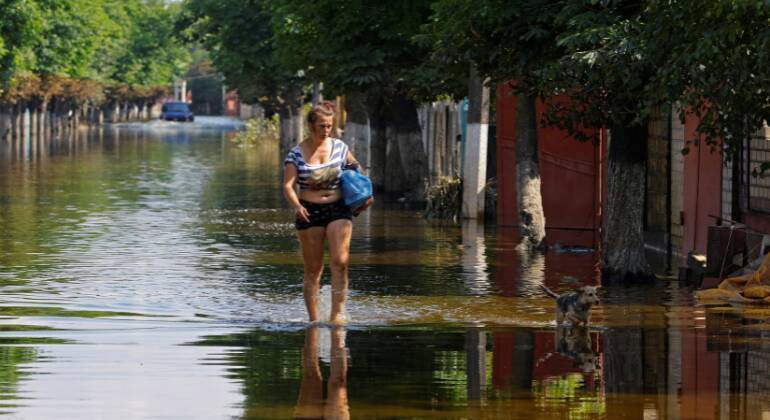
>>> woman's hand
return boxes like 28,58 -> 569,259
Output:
294,204 -> 311,222
353,196 -> 374,216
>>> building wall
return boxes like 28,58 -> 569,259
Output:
743,126 -> 770,234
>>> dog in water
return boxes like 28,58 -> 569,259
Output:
541,284 -> 600,326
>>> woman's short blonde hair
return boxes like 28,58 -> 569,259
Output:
307,100 -> 336,125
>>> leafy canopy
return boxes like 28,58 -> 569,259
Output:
178,0 -> 299,109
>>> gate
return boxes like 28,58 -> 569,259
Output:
495,84 -> 604,248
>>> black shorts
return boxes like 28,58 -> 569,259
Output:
295,199 -> 353,230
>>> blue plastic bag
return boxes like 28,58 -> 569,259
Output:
340,169 -> 373,211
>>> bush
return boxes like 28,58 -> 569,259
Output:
231,115 -> 280,145
424,177 -> 462,221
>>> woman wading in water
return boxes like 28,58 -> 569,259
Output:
282,101 -> 367,324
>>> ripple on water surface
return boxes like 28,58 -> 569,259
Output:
0,122 -> 768,418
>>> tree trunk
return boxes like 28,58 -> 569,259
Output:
53,101 -> 63,139
45,104 -> 53,142
515,94 -> 546,249
342,92 -> 371,171
0,105 -> 9,142
18,102 -> 28,147
603,121 -> 655,283
29,107 -> 37,142
37,102 -> 46,144
365,96 -> 386,191
0,104 -> 9,142
278,83 -> 304,161
385,94 -> 426,201
72,106 -> 80,132
102,102 -> 115,124
10,103 -> 18,143
278,106 -> 294,160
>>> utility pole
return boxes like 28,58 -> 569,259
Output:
462,65 -> 490,220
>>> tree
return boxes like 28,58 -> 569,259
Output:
422,0 -> 561,247
645,1 -> 770,173
178,0 -> 304,156
110,0 -> 190,88
30,1 -> 107,79
542,1 -> 770,282
270,0 -> 460,195
530,0 -> 658,283
0,0 -> 40,87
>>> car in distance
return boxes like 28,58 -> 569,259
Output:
160,102 -> 194,122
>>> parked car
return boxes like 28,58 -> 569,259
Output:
160,102 -> 194,122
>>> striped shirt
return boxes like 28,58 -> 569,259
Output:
284,138 -> 349,190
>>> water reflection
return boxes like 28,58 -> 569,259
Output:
294,326 -> 349,420
0,119 -> 770,418
0,346 -> 38,411
461,219 -> 491,295
555,325 -> 598,374
175,315 -> 770,419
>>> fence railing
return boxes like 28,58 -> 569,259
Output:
748,126 -> 770,213
418,100 -> 463,188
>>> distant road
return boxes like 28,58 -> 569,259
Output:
112,116 -> 246,130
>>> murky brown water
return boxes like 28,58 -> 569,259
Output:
0,117 -> 767,418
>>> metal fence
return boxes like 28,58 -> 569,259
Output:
748,130 -> 770,213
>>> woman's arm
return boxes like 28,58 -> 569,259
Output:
345,150 -> 365,175
283,164 -> 310,222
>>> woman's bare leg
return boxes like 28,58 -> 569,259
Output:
326,219 -> 352,325
298,227 -> 326,322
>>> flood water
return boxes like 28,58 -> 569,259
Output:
0,117 -> 767,419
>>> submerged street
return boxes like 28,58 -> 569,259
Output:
0,119 -> 766,418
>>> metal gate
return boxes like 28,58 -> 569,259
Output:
495,84 -> 604,248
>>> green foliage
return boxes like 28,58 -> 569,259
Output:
271,0 -> 463,102
0,0 -> 189,103
0,0 -> 40,86
30,0 -> 109,78
535,1 -> 654,138
272,1 -> 425,88
231,115 -> 280,146
178,0 -> 300,110
110,0 -> 190,87
421,0 -> 562,91
644,1 -> 770,157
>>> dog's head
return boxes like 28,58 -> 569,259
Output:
578,286 -> 600,306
